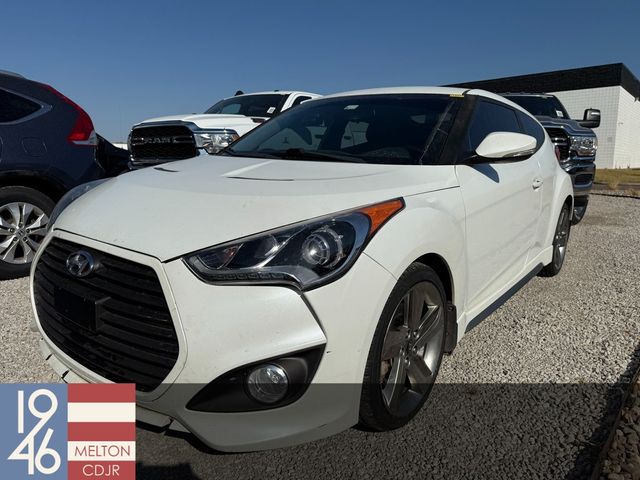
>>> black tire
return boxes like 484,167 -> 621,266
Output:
539,203 -> 571,278
359,263 -> 447,431
0,186 -> 55,280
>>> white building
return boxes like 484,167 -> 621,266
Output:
450,63 -> 640,169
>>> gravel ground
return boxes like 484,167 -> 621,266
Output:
1,195 -> 639,479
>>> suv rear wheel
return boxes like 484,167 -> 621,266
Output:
0,186 -> 54,279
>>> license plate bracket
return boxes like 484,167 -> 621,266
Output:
53,287 -> 107,333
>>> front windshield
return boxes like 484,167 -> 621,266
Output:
204,94 -> 286,117
504,95 -> 569,119
224,94 -> 461,165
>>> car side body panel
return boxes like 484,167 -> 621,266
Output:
455,157 -> 542,315
0,73 -> 105,192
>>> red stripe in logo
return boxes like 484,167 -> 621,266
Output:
68,383 -> 136,403
68,422 -> 136,442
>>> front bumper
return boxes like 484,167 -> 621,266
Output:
31,230 -> 397,451
561,156 -> 596,200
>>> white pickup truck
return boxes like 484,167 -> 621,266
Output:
127,91 -> 320,168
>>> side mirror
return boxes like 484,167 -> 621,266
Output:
578,108 -> 600,128
468,132 -> 537,163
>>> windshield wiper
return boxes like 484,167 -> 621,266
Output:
266,148 -> 365,163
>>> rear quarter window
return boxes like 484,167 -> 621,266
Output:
517,111 -> 545,150
466,100 -> 521,152
0,89 -> 41,123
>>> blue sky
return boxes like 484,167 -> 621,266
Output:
1,0 -> 638,142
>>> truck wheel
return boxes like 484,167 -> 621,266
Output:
0,187 -> 54,280
359,263 -> 446,431
540,203 -> 571,277
571,202 -> 588,225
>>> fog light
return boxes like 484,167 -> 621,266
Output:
246,364 -> 289,404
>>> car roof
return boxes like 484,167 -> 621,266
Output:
0,69 -> 25,79
320,86 -> 468,98
311,86 -> 535,118
501,92 -> 554,97
232,91 -> 321,98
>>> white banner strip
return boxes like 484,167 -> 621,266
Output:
68,441 -> 136,461
68,402 -> 136,423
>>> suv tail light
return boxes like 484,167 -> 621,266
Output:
38,83 -> 97,146
554,145 -> 562,162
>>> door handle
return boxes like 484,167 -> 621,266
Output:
532,178 -> 543,190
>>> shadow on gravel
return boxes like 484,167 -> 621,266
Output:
137,463 -> 202,480
407,383 -> 610,478
135,353 -> 640,480
567,340 -> 640,480
137,421 -> 222,456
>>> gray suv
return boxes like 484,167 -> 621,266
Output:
0,70 -> 108,279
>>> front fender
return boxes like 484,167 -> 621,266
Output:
363,188 -> 467,336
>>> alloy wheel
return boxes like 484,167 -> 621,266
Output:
0,202 -> 49,264
379,281 -> 445,416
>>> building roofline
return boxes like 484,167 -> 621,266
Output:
447,63 -> 640,99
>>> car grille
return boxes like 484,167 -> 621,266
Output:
545,127 -> 570,160
129,124 -> 196,163
33,238 -> 179,392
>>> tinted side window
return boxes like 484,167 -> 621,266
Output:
219,103 -> 241,114
505,95 -> 568,119
466,100 -> 521,151
517,111 -> 545,150
291,96 -> 311,107
0,89 -> 41,123
204,94 -> 285,117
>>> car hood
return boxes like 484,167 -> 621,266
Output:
136,113 -> 263,131
54,157 -> 458,261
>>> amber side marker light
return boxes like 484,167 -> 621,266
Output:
358,198 -> 405,235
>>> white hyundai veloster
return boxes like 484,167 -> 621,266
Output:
30,87 -> 573,451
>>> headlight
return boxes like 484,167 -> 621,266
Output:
193,129 -> 240,154
183,198 -> 404,290
48,179 -> 110,231
569,135 -> 597,156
